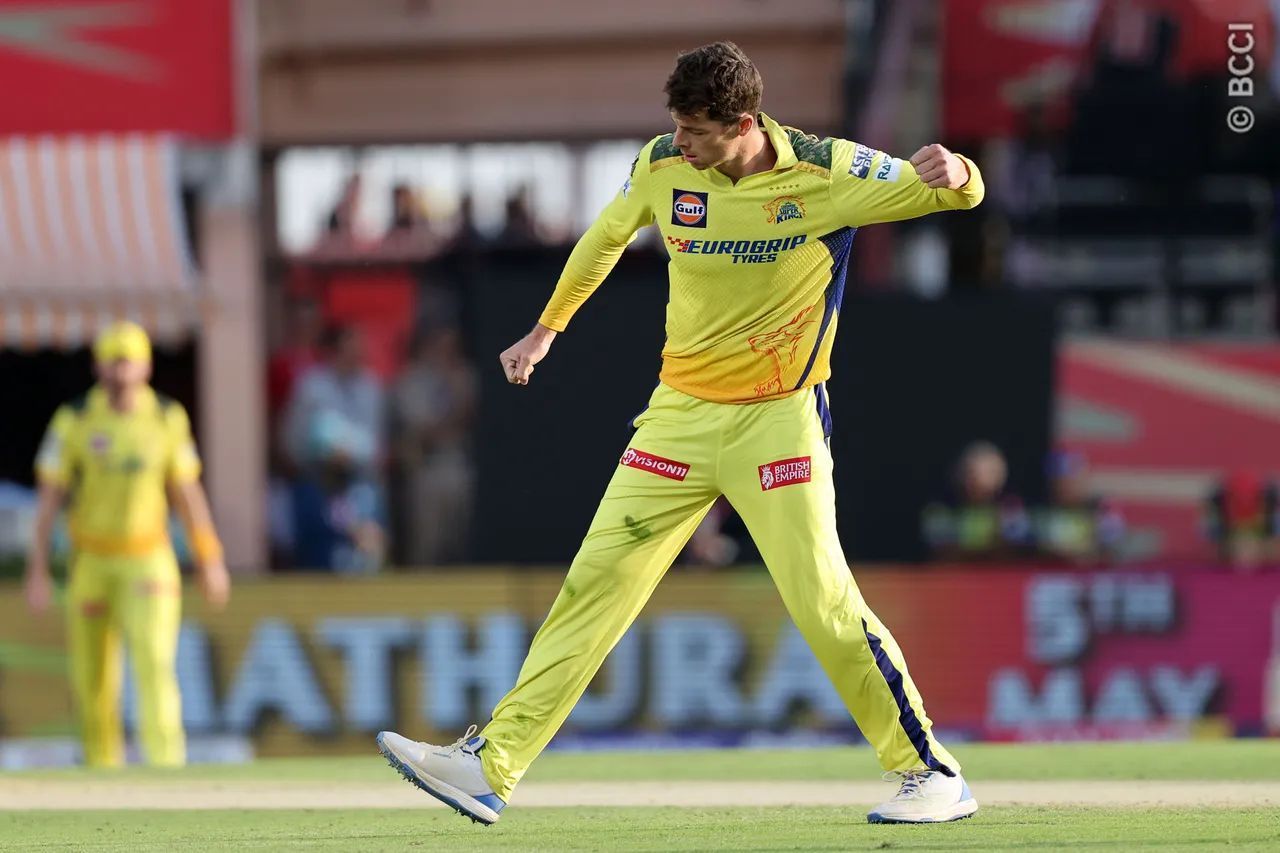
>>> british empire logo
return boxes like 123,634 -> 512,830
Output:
759,456 -> 812,490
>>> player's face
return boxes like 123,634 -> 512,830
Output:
671,111 -> 746,170
96,358 -> 151,391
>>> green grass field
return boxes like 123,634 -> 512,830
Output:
1,741 -> 1278,851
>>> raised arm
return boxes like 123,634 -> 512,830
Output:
831,139 -> 984,228
500,139 -> 658,386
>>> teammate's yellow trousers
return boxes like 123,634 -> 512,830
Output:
67,548 -> 185,767
480,383 -> 958,801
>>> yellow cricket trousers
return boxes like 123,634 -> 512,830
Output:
67,547 -> 185,767
480,383 -> 958,801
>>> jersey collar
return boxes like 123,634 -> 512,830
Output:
759,112 -> 797,171
705,112 -> 796,187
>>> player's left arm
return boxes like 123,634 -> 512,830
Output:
162,403 -> 229,609
831,139 -> 985,227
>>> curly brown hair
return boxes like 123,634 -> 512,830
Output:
663,41 -> 763,124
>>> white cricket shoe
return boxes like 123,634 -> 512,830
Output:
866,770 -> 979,824
376,725 -> 506,825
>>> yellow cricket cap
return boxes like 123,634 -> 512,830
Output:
93,321 -> 152,364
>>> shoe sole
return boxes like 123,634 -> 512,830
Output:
376,733 -> 501,826
867,799 -> 979,824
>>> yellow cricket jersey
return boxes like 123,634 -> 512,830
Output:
539,113 -> 985,403
35,386 -> 202,556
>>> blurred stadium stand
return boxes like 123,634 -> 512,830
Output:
2,0 -> 1280,763
1008,176 -> 1274,336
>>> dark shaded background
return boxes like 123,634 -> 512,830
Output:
467,249 -> 1056,562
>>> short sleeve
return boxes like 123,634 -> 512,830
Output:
164,403 -> 203,484
35,406 -> 78,487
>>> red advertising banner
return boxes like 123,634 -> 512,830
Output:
1060,341 -> 1280,562
890,567 -> 1280,740
0,0 -> 234,137
942,0 -> 1276,139
942,0 -> 1097,139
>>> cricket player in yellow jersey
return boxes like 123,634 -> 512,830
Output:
379,41 -> 983,825
24,321 -> 230,767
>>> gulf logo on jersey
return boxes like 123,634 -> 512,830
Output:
671,189 -> 708,228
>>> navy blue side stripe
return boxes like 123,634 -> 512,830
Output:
862,618 -> 954,777
793,226 -> 856,390
813,382 -> 832,439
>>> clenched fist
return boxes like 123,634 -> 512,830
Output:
910,144 -> 970,190
499,324 -> 557,386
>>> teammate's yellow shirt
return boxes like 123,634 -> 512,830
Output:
539,113 -> 984,403
35,386 -> 202,555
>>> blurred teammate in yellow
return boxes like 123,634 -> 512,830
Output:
23,321 -> 230,767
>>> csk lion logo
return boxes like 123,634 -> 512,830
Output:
763,195 -> 805,225
748,304 -> 818,398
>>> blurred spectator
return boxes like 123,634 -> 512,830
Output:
987,102 -> 1063,289
992,102 -> 1060,222
1205,470 -> 1279,572
451,194 -> 486,251
283,324 -> 385,477
381,183 -> 439,257
267,298 -> 323,422
265,297 -> 323,567
1033,450 -> 1126,565
498,187 -> 544,246
1069,2 -> 1181,175
922,441 -> 1031,561
389,326 -> 478,565
280,324 -> 387,571
289,458 -> 387,573
389,183 -> 425,234
318,175 -> 363,252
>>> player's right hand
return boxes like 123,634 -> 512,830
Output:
24,569 -> 52,614
499,325 -> 556,386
